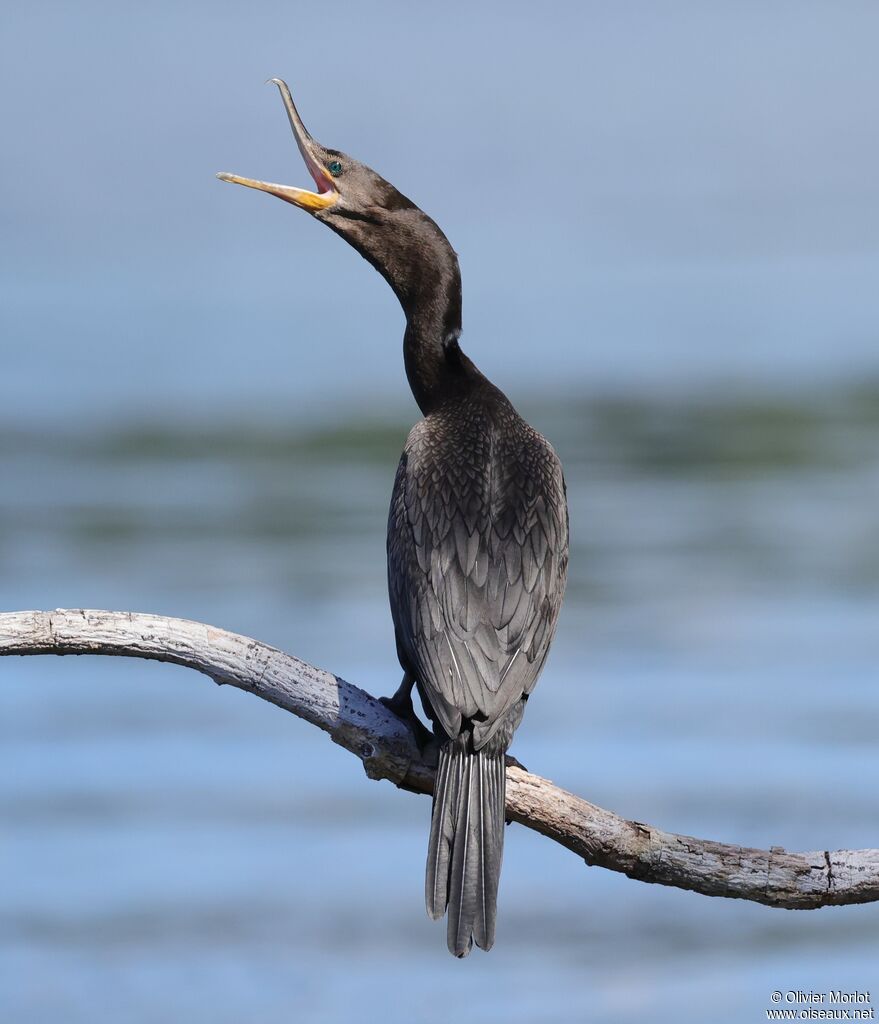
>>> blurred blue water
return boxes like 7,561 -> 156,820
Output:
2,2 -> 879,1021
2,390 -> 878,1023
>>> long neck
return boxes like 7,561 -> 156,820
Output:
329,204 -> 480,414
401,248 -> 468,414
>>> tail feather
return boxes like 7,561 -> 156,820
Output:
425,742 -> 505,957
425,742 -> 456,920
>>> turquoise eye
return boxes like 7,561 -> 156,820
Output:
328,160 -> 343,177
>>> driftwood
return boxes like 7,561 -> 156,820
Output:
2,608 -> 877,910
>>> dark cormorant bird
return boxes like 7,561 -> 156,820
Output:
219,79 -> 569,957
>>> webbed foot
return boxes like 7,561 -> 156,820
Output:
380,672 -> 434,752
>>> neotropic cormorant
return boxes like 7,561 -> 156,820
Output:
219,79 -> 569,957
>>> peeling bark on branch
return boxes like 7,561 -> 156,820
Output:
2,608 -> 877,910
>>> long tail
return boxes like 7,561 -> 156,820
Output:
425,740 -> 505,957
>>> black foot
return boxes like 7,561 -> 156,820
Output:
504,753 -> 528,773
379,686 -> 434,753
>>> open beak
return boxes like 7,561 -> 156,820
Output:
217,78 -> 338,212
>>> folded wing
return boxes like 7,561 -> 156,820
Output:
388,412 -> 568,747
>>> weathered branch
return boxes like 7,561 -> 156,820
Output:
2,608 -> 877,910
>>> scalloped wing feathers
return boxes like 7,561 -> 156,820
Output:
387,394 -> 568,750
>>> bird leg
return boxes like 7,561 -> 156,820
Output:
380,671 -> 434,752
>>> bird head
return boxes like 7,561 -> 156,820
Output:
217,78 -> 459,320
218,79 -> 404,217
